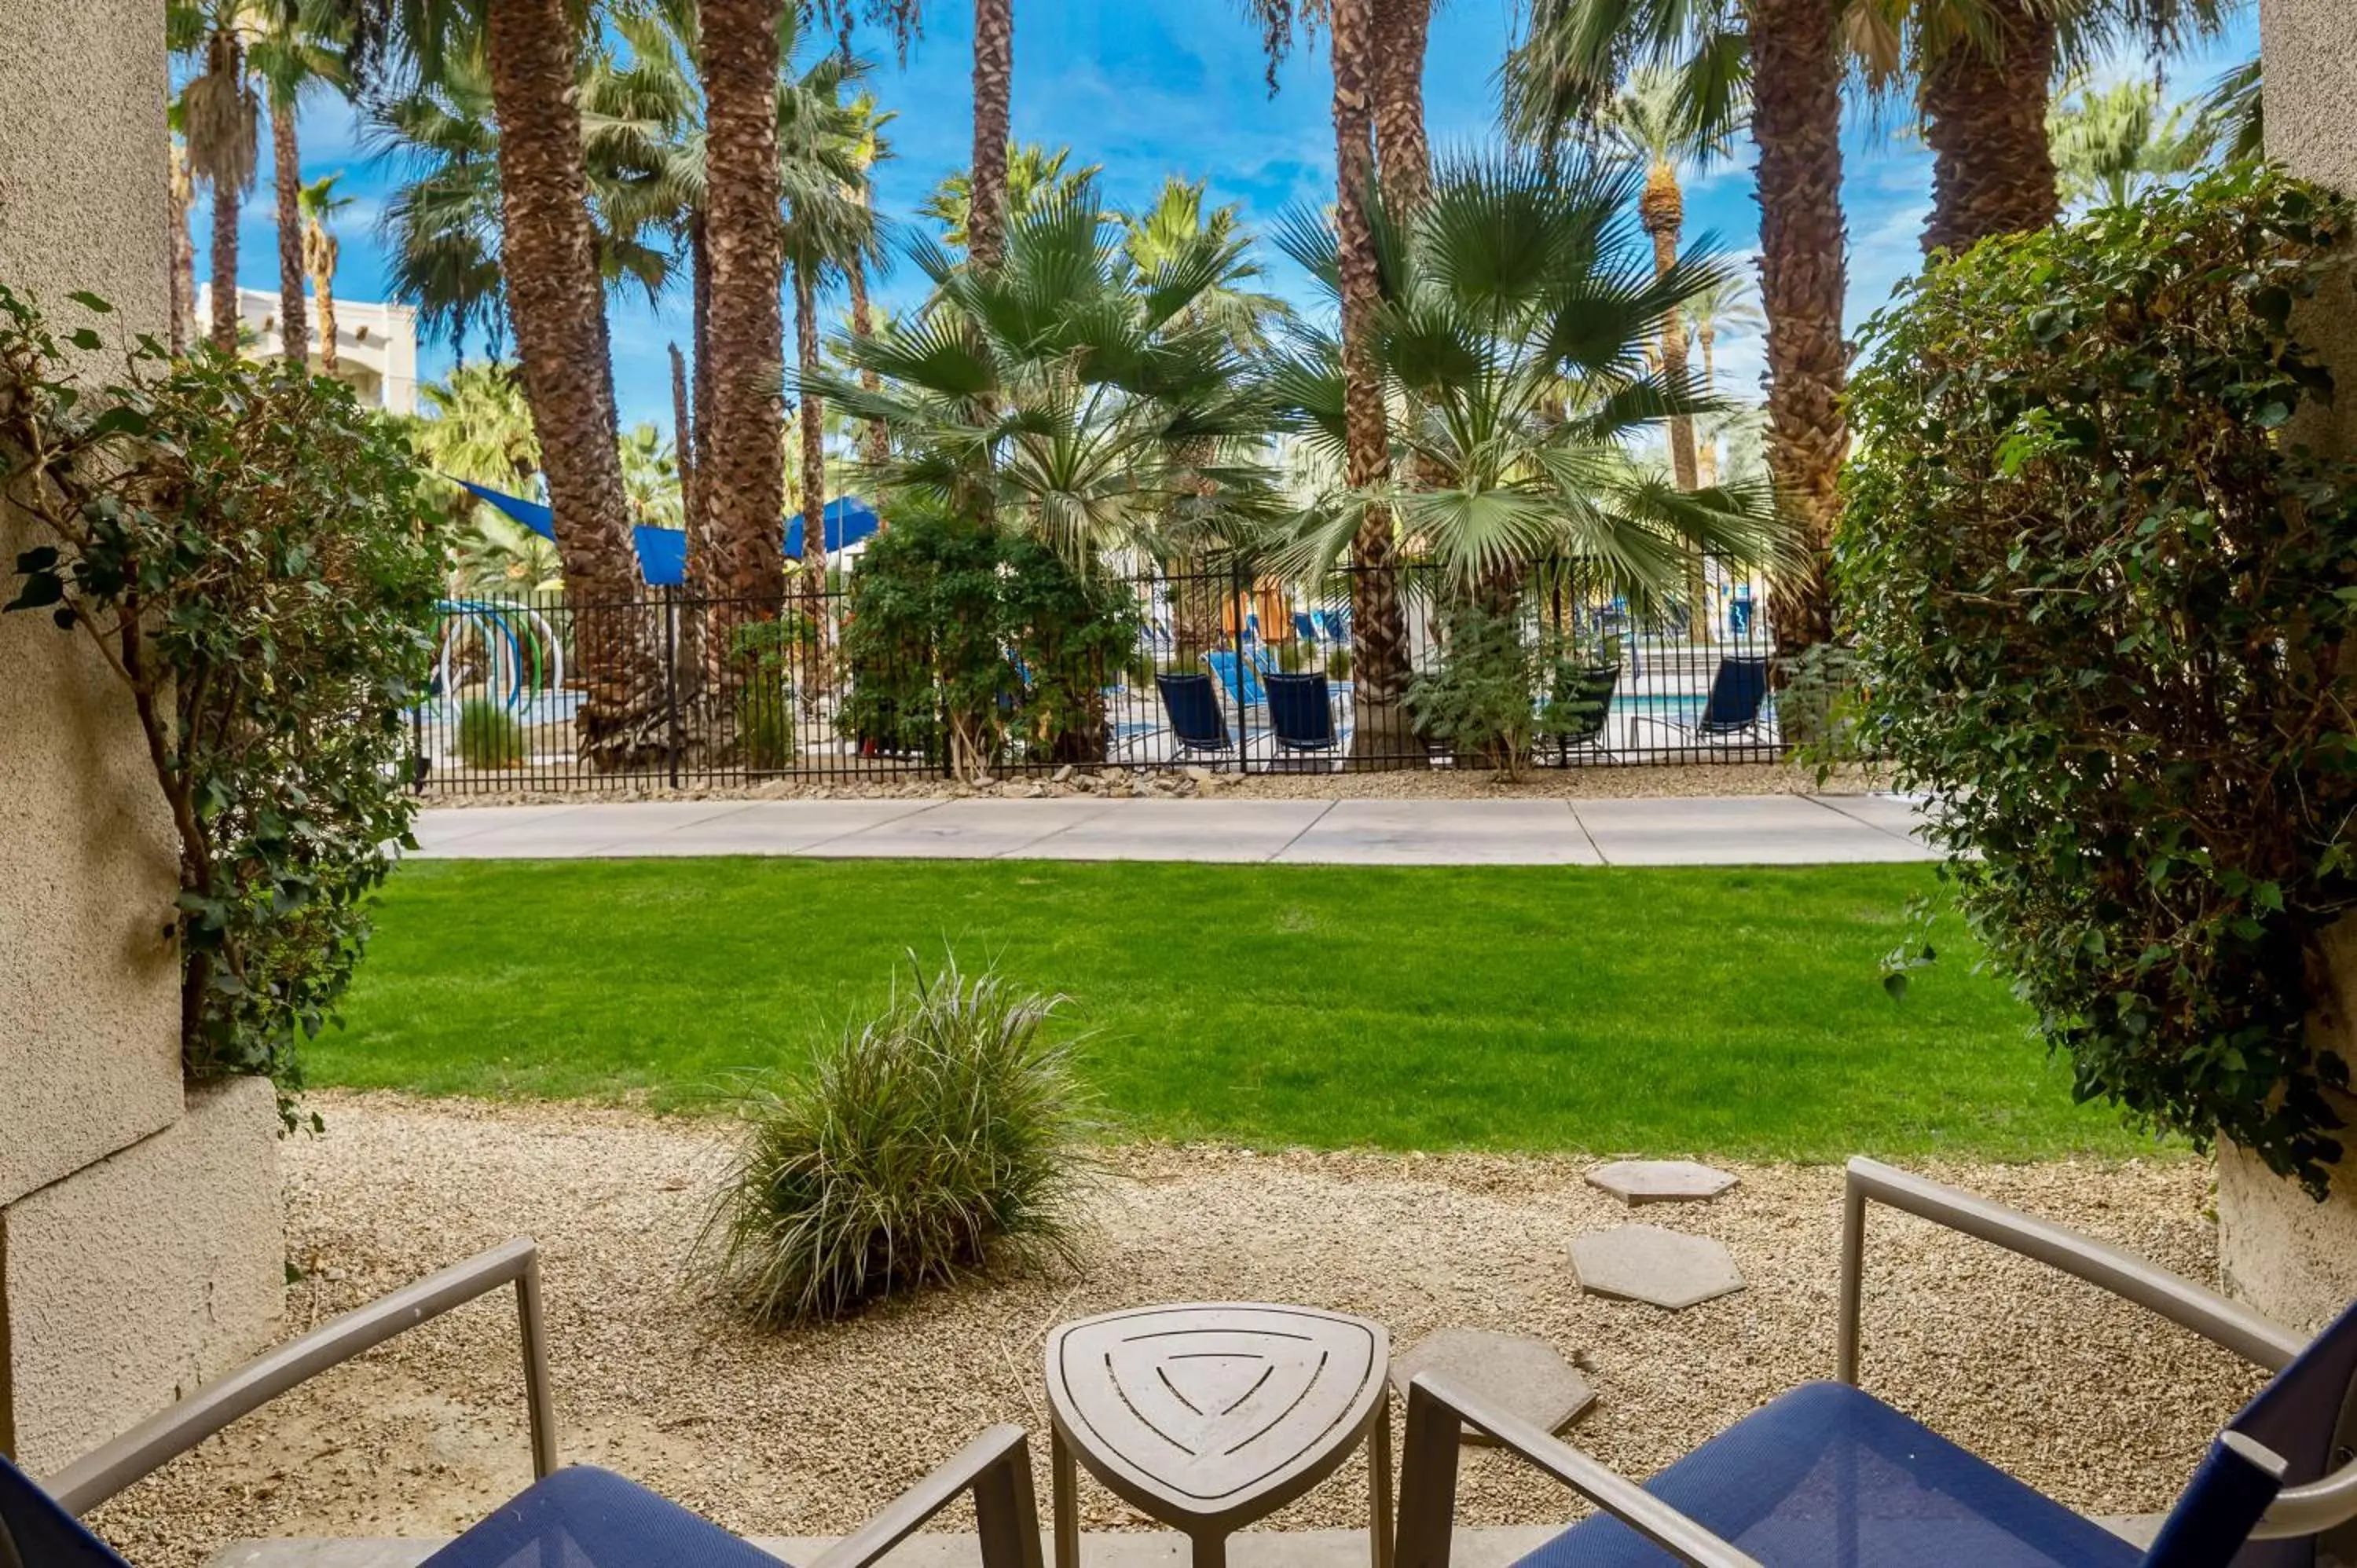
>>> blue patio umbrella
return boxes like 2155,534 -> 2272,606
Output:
454,481 -> 882,588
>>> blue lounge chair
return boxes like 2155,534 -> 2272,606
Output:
1293,610 -> 1323,648
1155,672 -> 1234,760
1266,671 -> 1341,757
1542,663 -> 1619,760
2,1240 -> 1046,1568
1632,654 -> 1772,744
1397,1157 -> 2357,1568
1202,648 -> 1270,709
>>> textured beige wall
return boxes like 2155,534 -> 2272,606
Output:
2216,0 -> 2357,1330
0,0 -> 185,1204
0,1079 -> 284,1473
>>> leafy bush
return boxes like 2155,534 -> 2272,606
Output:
456,698 -> 528,769
1837,167 -> 2357,1191
1,285 -> 446,1095
700,954 -> 1095,1323
1000,535 -> 1144,765
1407,600 -> 1592,777
730,617 -> 804,770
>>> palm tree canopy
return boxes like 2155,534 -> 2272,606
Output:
1116,177 -> 1294,352
2047,73 -> 2206,208
1263,148 -> 1791,597
2195,55 -> 2262,164
808,176 -> 1288,562
920,143 -> 1103,252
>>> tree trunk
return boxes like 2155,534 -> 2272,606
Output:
669,340 -> 705,700
209,164 -> 241,352
795,263 -> 830,713
170,148 -> 196,357
484,0 -> 663,768
846,245 -> 890,472
1373,0 -> 1432,213
1749,0 -> 1848,681
1696,319 -> 1721,485
313,264 -> 339,374
1921,0 -> 2059,255
1643,164 -> 1709,642
271,97 -> 307,368
1332,0 -> 1415,768
968,0 -> 1015,269
700,0 -> 789,721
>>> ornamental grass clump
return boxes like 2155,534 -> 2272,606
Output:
702,955 -> 1095,1324
1837,166 -> 2357,1192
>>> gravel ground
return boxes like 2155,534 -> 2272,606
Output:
423,761 -> 1888,809
92,1095 -> 2245,1568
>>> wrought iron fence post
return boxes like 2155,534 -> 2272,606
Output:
662,588 -> 682,788
411,703 -> 426,794
1230,557 -> 1250,776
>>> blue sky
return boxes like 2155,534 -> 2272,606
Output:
207,0 -> 2259,434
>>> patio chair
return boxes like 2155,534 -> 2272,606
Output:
1155,672 -> 1235,761
1395,1157 -> 2357,1568
1201,649 -> 1269,710
1541,663 -> 1620,761
1294,610 -> 1324,648
1266,671 -> 1342,757
1,1239 -> 1046,1568
1629,654 -> 1771,745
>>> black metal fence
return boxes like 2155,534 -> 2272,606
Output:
412,559 -> 1783,794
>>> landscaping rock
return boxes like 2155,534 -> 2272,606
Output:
1571,1225 -> 1744,1310
1184,765 -> 1213,783
1005,783 -> 1043,800
1585,1160 -> 1739,1206
1054,764 -> 1077,783
1389,1328 -> 1596,1444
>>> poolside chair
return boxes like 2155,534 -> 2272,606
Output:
1155,672 -> 1235,761
1266,671 -> 1342,757
1,1240 -> 1046,1568
1294,610 -> 1323,649
1201,649 -> 1270,710
1395,1157 -> 2357,1568
1629,654 -> 1771,745
1541,663 -> 1620,761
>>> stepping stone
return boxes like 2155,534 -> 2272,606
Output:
1389,1328 -> 1595,1445
1571,1225 -> 1745,1310
1585,1160 -> 1739,1206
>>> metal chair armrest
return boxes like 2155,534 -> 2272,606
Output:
811,1425 -> 1043,1568
1396,1373 -> 1763,1568
44,1237 -> 557,1515
1837,1157 -> 2304,1381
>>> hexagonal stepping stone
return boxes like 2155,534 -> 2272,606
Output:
1585,1159 -> 1739,1206
1571,1225 -> 1745,1310
1389,1327 -> 1596,1445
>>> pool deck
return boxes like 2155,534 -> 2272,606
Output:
405,793 -> 1935,867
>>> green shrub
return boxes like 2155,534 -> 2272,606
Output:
701,954 -> 1096,1323
730,618 -> 803,770
1,285 -> 446,1098
1837,166 -> 2357,1191
1325,645 -> 1354,683
456,698 -> 528,769
1407,600 -> 1574,776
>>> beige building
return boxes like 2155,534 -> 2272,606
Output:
198,284 -> 423,416
0,0 -> 284,1472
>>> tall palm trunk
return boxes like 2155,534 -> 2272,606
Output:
1750,0 -> 1848,686
210,175 -> 241,350
794,264 -> 830,710
1921,0 -> 2059,255
271,98 -> 307,368
700,0 -> 790,726
312,261 -> 339,372
1641,161 -> 1709,642
846,230 -> 890,471
1373,0 -> 1432,211
484,0 -> 663,768
1332,0 -> 1413,768
669,340 -> 705,698
1696,318 -> 1721,485
170,146 -> 196,357
968,0 -> 1014,269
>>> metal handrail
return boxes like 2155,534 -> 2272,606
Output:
43,1236 -> 556,1516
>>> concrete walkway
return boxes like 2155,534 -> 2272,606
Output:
407,793 -> 1934,866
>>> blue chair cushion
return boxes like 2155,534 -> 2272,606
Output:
420,1466 -> 789,1568
1513,1382 -> 2142,1568
0,1452 -> 135,1568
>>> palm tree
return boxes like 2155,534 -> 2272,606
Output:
842,93 -> 896,472
1914,0 -> 2062,254
918,143 -> 1099,250
171,2 -> 259,352
168,107 -> 199,356
2047,75 -> 2205,209
412,361 -> 541,493
1267,152 -> 1785,595
250,2 -> 346,368
297,173 -> 351,372
619,422 -> 686,530
2196,56 -> 2262,164
1376,0 -> 1435,209
1685,273 -> 1763,484
809,180 -> 1283,774
1510,0 -> 1849,671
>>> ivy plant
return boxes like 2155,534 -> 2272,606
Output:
0,286 -> 447,1103
1837,167 -> 2357,1192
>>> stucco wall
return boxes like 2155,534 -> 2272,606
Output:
0,1079 -> 285,1473
2216,0 -> 2357,1332
0,0 -> 284,1472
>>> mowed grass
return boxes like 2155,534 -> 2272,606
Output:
324,858 -> 2158,1162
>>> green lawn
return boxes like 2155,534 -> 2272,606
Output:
324,858 -> 2155,1162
